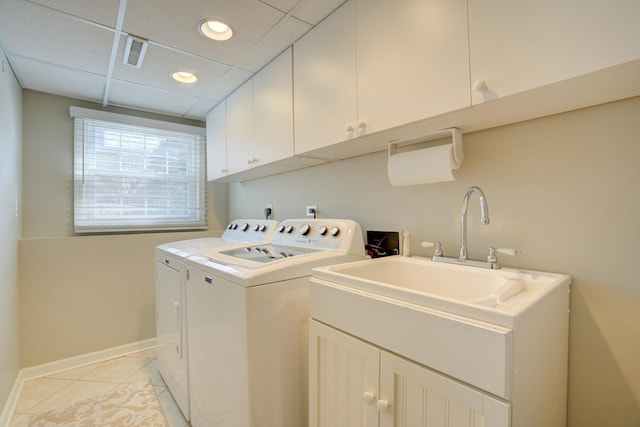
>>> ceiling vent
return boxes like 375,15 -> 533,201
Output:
123,35 -> 148,68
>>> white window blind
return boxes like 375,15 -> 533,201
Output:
71,107 -> 206,233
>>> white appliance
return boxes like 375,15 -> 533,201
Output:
185,218 -> 367,427
155,219 -> 278,420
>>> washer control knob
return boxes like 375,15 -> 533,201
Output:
329,226 -> 340,236
259,224 -> 266,232
285,224 -> 294,233
278,224 -> 286,233
319,226 -> 328,235
253,224 -> 260,232
299,224 -> 311,236
231,223 -> 238,230
241,223 -> 249,231
227,223 -> 234,229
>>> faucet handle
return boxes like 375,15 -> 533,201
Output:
421,241 -> 443,257
487,247 -> 520,263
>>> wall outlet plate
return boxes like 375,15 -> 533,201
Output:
306,205 -> 317,217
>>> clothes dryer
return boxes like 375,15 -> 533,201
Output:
155,219 -> 278,420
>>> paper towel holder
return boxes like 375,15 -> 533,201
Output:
388,127 -> 463,169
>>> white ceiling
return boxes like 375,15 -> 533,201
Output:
0,0 -> 347,120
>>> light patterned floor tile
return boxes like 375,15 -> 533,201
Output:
78,356 -> 151,383
27,380 -> 117,414
15,378 -> 72,413
9,413 -> 31,427
46,362 -> 101,381
125,359 -> 164,386
10,349 -> 188,426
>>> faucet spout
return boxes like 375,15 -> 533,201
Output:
459,186 -> 490,261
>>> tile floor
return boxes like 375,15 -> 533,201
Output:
9,348 -> 189,426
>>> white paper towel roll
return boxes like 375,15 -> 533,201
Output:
387,143 -> 456,186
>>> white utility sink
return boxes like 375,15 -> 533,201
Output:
312,255 -> 570,327
310,255 -> 571,423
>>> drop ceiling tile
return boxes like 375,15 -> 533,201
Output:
108,80 -> 203,118
122,0 -> 284,67
0,0 -> 114,74
259,0 -> 298,14
12,56 -> 106,101
239,16 -> 310,72
293,0 -> 348,25
28,0 -> 120,27
112,37 -> 232,98
184,99 -> 220,120
201,68 -> 254,101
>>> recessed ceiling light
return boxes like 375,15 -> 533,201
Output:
172,71 -> 198,83
198,19 -> 233,41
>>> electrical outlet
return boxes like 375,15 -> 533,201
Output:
264,203 -> 273,219
306,205 -> 317,217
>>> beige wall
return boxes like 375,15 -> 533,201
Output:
0,47 -> 22,413
19,91 -> 229,366
229,97 -> 640,427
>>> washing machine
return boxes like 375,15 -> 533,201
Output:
184,218 -> 367,427
155,219 -> 278,420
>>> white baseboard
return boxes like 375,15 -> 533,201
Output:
0,338 -> 156,426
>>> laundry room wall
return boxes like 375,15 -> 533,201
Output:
228,97 -> 640,427
19,91 -> 229,367
0,45 -> 23,414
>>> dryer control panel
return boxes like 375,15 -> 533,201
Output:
269,219 -> 365,255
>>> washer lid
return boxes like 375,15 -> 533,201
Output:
219,244 -> 321,264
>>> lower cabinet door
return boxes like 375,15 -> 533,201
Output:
309,320 -> 379,427
379,351 -> 511,427
310,319 -> 511,427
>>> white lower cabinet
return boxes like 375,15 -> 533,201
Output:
309,320 -> 510,427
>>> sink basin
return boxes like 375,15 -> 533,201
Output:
312,255 -> 570,326
326,257 -> 523,306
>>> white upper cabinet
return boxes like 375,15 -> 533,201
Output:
252,47 -> 294,165
225,79 -> 253,175
468,0 -> 640,104
294,1 -> 357,155
226,48 -> 294,175
355,0 -> 470,135
205,101 -> 227,181
294,0 -> 470,155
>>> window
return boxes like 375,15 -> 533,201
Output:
71,107 -> 206,233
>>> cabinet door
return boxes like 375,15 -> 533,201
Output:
252,47 -> 294,165
355,0 -> 470,134
468,0 -> 640,105
205,101 -> 227,181
226,79 -> 253,174
309,320 -> 379,427
293,0 -> 357,154
379,351 -> 510,427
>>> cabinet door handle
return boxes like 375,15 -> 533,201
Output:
357,119 -> 367,136
473,79 -> 488,93
362,392 -> 376,405
376,399 -> 390,413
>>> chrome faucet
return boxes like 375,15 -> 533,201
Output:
424,186 -> 517,269
459,186 -> 490,261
